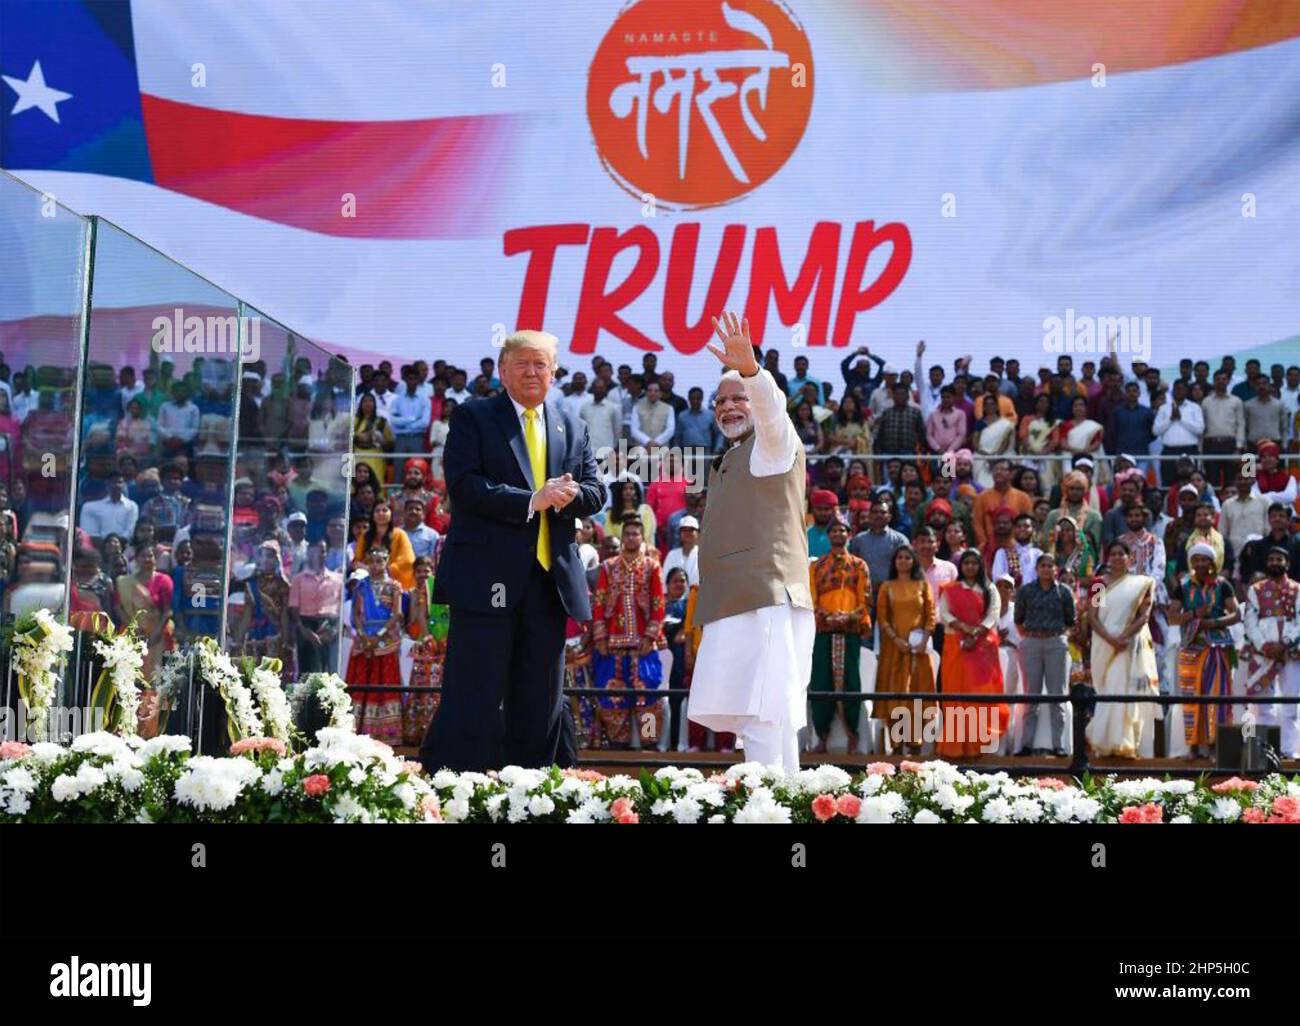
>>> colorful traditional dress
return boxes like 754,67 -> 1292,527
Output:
564,618 -> 600,748
243,571 -> 293,676
1173,572 -> 1236,748
1241,574 -> 1300,758
809,550 -> 872,739
937,581 -> 1008,757
872,577 -> 936,744
1085,573 -> 1159,757
116,570 -> 174,738
402,575 -> 449,746
347,573 -> 404,744
591,552 -> 666,746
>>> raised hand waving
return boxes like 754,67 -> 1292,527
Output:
706,311 -> 760,377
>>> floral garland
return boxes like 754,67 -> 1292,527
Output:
4,742 -> 1295,825
288,673 -> 356,732
89,624 -> 148,738
7,609 -> 76,741
194,638 -> 262,742
244,658 -> 294,745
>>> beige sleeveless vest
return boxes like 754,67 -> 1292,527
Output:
694,432 -> 812,626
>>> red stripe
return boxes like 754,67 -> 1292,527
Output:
140,95 -> 524,239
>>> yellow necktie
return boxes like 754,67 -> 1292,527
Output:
524,407 -> 550,569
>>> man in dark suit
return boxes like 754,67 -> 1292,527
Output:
420,331 -> 605,772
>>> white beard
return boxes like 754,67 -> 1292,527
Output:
719,415 -> 752,441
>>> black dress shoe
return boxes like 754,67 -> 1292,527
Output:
1015,747 -> 1034,757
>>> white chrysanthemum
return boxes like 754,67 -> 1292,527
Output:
1072,797 -> 1102,822
1111,778 -> 1164,800
484,794 -> 507,822
444,797 -> 470,822
1209,798 -> 1241,822
394,783 -> 417,810
499,765 -> 546,790
912,809 -> 942,824
1158,779 -> 1195,795
527,794 -> 556,818
51,774 -> 79,802
857,793 -> 906,824
650,798 -> 674,817
260,771 -> 284,797
173,756 -> 262,812
70,731 -> 134,760
980,797 -> 1013,824
605,774 -> 637,791
566,807 -> 594,824
671,797 -> 702,824
556,776 -> 592,799
28,743 -> 66,765
347,767 -> 367,786
1010,797 -> 1044,823
3,791 -> 31,816
707,814 -> 727,824
687,782 -> 726,807
105,761 -> 145,793
860,773 -> 885,796
578,797 -> 612,822
138,735 -> 194,759
431,770 -> 459,789
1,767 -> 37,794
734,792 -> 792,824
73,763 -> 108,794
1170,815 -> 1193,824
330,793 -> 368,823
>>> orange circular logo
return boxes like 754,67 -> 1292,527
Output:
588,0 -> 814,209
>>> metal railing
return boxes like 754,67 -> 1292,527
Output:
342,682 -> 1300,777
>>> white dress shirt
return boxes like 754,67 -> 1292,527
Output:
1152,399 -> 1204,448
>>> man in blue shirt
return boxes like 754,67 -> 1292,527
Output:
1107,381 -> 1156,473
787,355 -> 822,399
673,386 -> 722,453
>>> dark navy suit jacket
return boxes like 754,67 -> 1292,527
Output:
431,391 -> 605,620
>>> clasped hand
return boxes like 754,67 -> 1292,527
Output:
533,472 -> 580,512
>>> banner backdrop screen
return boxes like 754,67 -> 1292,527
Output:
3,0 -> 1298,389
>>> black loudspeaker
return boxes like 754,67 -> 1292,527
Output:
1216,724 -> 1283,771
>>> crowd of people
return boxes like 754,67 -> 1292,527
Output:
341,342 -> 1300,763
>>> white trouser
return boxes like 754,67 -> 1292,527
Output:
739,706 -> 802,776
1253,661 -> 1300,758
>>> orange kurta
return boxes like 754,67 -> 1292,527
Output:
872,578 -> 937,736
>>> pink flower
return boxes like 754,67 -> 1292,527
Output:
1034,777 -> 1068,791
1211,776 -> 1260,794
229,737 -> 288,758
899,760 -> 925,774
835,794 -> 862,818
1119,803 -> 1163,824
1270,796 -> 1300,822
303,774 -> 331,797
866,762 -> 896,777
615,811 -> 640,824
811,794 -> 839,821
610,797 -> 634,819
401,760 -> 426,778
0,741 -> 32,760
421,796 -> 441,821
1241,807 -> 1268,824
561,768 -> 605,783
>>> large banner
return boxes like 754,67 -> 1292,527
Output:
3,0 -> 1299,391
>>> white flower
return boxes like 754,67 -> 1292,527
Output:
105,761 -> 145,793
330,793 -> 369,823
51,775 -> 79,802
4,791 -> 32,816
527,794 -> 556,818
432,770 -> 459,789
347,767 -> 367,786
1072,797 -> 1102,822
174,756 -> 262,812
734,792 -> 792,824
857,793 -> 906,824
28,743 -> 65,765
394,783 -> 417,810
981,797 -> 1013,824
671,797 -> 703,825
444,797 -> 470,822
1010,798 -> 1044,823
73,763 -> 108,794
1,767 -> 37,794
578,797 -> 611,823
912,809 -> 942,824
707,814 -> 727,824
138,735 -> 193,759
1209,798 -> 1241,822
71,731 -> 135,760
860,773 -> 885,796
1170,815 -> 1192,824
260,770 -> 284,796
485,794 -> 507,822
1158,779 -> 1195,795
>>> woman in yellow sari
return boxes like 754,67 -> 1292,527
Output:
1020,394 -> 1060,491
1084,539 -> 1158,758
353,392 -> 395,485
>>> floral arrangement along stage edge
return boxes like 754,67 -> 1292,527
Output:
1,732 -> 1298,824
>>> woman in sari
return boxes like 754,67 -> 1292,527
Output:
116,544 -> 174,737
874,545 -> 936,753
348,546 -> 405,745
353,392 -> 394,485
1044,471 -> 1104,556
402,554 -> 448,746
1085,539 -> 1159,758
1056,396 -> 1110,486
936,549 -> 1008,758
972,395 -> 1016,489
1050,516 -> 1097,584
1019,393 -> 1059,491
114,398 -> 154,464
1168,542 -> 1240,758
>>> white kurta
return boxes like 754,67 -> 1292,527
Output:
688,367 -> 815,739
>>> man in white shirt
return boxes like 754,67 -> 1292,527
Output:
579,378 -> 622,455
992,514 -> 1043,587
562,372 -> 590,420
157,383 -> 200,457
661,514 -> 700,587
444,368 -> 473,406
1151,379 -> 1204,487
1280,365 -> 1300,448
10,372 -> 34,422
913,340 -> 945,418
117,367 -> 144,414
80,472 -> 139,543
630,381 -> 676,449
